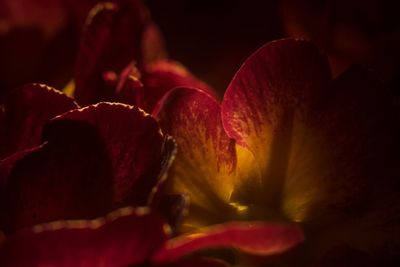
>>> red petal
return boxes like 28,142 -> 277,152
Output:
152,221 -> 304,264
144,60 -> 216,112
170,258 -> 230,267
141,22 -> 168,64
154,88 -> 237,227
221,39 -> 331,207
74,1 -> 150,105
114,63 -> 146,108
0,84 -> 78,159
0,0 -> 67,37
0,207 -> 168,267
1,103 -> 175,232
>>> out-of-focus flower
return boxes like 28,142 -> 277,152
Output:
154,38 -> 400,266
71,1 -> 213,113
280,0 -> 400,91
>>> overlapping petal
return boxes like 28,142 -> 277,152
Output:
154,87 -> 237,228
144,61 -> 216,111
152,221 -> 304,264
0,102 -> 175,232
0,83 -> 78,159
221,39 -> 331,209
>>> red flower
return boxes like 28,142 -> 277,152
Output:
154,38 -> 400,266
0,85 -> 303,266
71,1 -> 213,112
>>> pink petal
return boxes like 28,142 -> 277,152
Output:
74,1 -> 150,105
152,221 -> 304,264
0,207 -> 168,267
221,38 -> 331,208
0,83 -> 78,159
1,103 -> 175,232
144,60 -> 216,112
154,87 -> 237,227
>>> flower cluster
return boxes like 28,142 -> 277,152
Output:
1,0 -> 399,267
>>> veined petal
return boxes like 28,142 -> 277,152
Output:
154,88 -> 237,228
221,39 -> 331,209
0,103 -> 175,232
0,83 -> 78,159
0,207 -> 168,267
152,221 -> 304,264
144,60 -> 216,112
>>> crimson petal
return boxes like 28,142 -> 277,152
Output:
0,83 -> 77,159
1,103 -> 175,232
152,221 -> 304,264
74,1 -> 150,105
144,60 -> 216,112
221,38 -> 331,208
0,207 -> 168,267
154,87 -> 237,228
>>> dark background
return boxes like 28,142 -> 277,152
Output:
146,0 -> 282,92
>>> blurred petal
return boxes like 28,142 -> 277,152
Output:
0,103 -> 175,232
141,22 -> 168,64
283,66 -> 399,224
145,60 -> 216,112
0,83 -> 77,159
167,258 -> 229,267
152,221 -> 304,263
221,38 -> 331,209
0,207 -> 169,267
114,63 -> 145,108
0,0 -> 66,38
74,1 -> 149,105
158,194 -> 188,235
154,88 -> 237,228
0,147 -> 42,189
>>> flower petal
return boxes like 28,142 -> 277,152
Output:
221,39 -> 331,209
0,207 -> 168,267
169,258 -> 230,267
0,83 -> 78,159
145,60 -> 216,112
154,88 -> 238,228
74,1 -> 149,105
0,103 -> 175,232
152,221 -> 304,264
282,66 -> 399,224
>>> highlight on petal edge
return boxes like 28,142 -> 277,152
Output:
0,102 -> 176,233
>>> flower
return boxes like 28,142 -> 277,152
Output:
0,206 -> 303,267
70,1 -> 213,113
0,84 -> 304,266
154,38 -> 400,265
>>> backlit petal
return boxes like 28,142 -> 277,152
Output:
152,221 -> 304,263
144,60 -> 215,112
221,38 -> 331,210
154,88 -> 237,228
